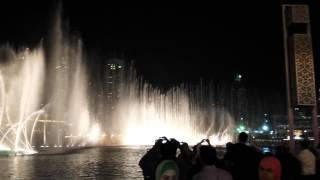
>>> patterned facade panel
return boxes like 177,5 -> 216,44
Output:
291,5 -> 310,23
293,34 -> 316,105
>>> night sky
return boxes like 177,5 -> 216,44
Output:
0,0 -> 319,90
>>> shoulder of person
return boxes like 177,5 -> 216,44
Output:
217,168 -> 233,180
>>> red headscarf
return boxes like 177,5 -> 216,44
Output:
259,156 -> 282,180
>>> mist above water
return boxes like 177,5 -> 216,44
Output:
0,8 -> 239,153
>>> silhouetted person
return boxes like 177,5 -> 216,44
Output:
139,137 -> 180,180
160,138 -> 179,161
225,142 -> 234,150
139,138 -> 163,180
224,142 -> 234,172
177,142 -> 193,180
188,139 -> 210,178
298,140 -> 316,180
224,132 -> 261,180
192,145 -> 233,180
259,156 -> 281,180
275,145 -> 301,180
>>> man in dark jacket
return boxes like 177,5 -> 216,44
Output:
224,132 -> 261,180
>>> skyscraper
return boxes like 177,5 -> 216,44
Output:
103,58 -> 125,127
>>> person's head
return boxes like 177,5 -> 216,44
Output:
155,138 -> 163,147
226,142 -> 233,147
226,142 -> 234,150
180,142 -> 191,155
199,145 -> 218,166
160,141 -> 178,160
238,132 -> 248,143
259,156 -> 281,180
300,140 -> 310,150
155,160 -> 179,180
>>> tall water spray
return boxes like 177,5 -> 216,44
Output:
0,46 -> 45,154
105,65 -> 235,145
46,10 -> 91,142
0,10 -> 92,154
0,8 -> 237,154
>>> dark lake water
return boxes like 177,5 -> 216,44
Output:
0,147 -> 148,180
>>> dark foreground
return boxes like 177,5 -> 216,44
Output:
0,147 -> 147,180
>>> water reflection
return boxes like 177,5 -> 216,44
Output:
0,147 -> 147,179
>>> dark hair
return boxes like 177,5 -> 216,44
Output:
199,145 -> 218,165
238,132 -> 248,143
226,142 -> 234,150
160,141 -> 178,160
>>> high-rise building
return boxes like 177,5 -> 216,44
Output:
103,58 -> 125,119
231,74 -> 249,128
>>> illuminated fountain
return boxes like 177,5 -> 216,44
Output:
45,12 -> 91,147
0,47 -> 45,155
107,70 -> 235,145
0,11 -> 93,155
0,8 -> 236,155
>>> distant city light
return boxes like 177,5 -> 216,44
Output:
262,125 -> 269,131
234,73 -> 242,82
239,125 -> 245,131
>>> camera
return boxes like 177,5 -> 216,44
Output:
158,136 -> 168,144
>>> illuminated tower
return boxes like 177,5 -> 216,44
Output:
282,4 -> 318,150
232,73 -> 249,130
103,59 -> 124,122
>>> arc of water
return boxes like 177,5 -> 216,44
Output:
15,61 -> 33,151
0,124 -> 34,151
29,111 -> 44,146
0,110 -> 44,149
1,109 -> 44,151
5,106 -> 13,127
0,123 -> 31,150
0,129 -> 16,146
23,124 -> 32,150
0,123 -> 20,144
20,110 -> 45,150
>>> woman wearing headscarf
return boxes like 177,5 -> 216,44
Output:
155,160 -> 179,180
259,156 -> 282,180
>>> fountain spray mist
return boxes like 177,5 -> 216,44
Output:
0,7 -> 237,155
